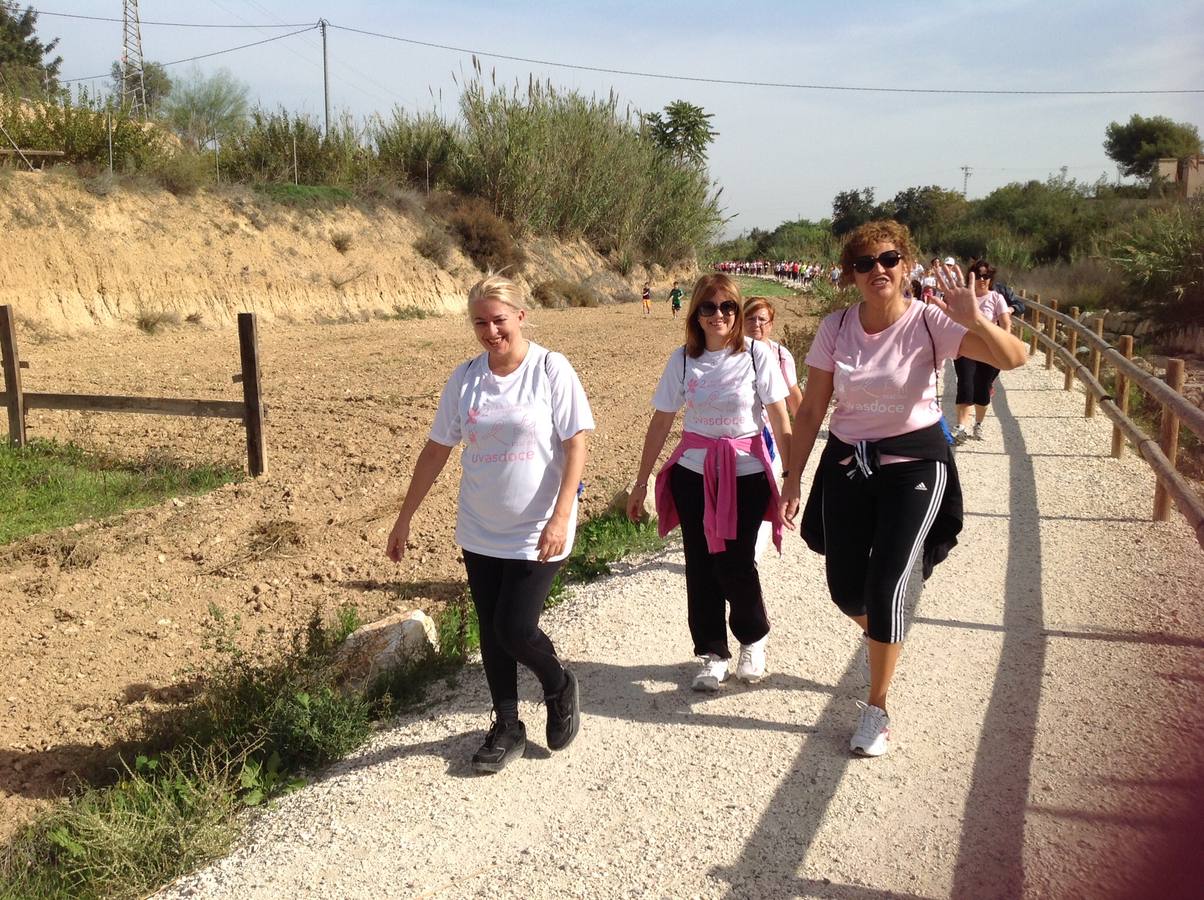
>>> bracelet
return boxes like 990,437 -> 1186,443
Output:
633,481 -> 648,489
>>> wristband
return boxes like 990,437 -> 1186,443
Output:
633,481 -> 648,489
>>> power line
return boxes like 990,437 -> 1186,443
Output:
60,25 -> 318,82
326,23 -> 1202,96
29,7 -> 313,28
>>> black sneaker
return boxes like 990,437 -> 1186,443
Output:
545,668 -> 580,751
471,717 -> 526,774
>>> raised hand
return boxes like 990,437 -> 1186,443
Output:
930,263 -> 982,330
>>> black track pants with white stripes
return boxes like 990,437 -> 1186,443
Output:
821,458 -> 947,644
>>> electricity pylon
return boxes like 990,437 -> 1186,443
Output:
120,0 -> 148,118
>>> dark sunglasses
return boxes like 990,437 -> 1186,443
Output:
851,250 -> 903,274
697,300 -> 740,317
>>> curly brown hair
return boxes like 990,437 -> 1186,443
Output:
837,220 -> 918,288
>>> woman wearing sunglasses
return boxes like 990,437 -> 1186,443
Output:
626,274 -> 792,689
952,260 -> 1012,443
779,221 -> 1026,757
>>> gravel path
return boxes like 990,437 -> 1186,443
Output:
159,359 -> 1204,899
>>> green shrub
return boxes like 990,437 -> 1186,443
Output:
0,749 -> 240,900
149,151 -> 212,197
372,108 -> 461,190
1105,199 -> 1204,329
414,228 -> 453,266
220,109 -> 370,187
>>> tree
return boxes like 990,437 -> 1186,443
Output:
0,2 -> 61,96
831,187 -> 876,236
109,60 -> 172,115
1104,114 -> 1202,179
162,66 -> 251,148
890,185 -> 969,241
643,100 -> 717,167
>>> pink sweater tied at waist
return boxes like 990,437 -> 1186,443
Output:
654,430 -> 782,555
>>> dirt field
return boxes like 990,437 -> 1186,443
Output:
0,294 -> 815,835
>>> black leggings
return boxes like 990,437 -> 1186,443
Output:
669,464 -> 771,659
954,355 -> 1000,407
821,459 -> 947,644
462,550 -> 567,723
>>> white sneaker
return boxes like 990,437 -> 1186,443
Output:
735,636 -> 769,683
952,426 -> 970,446
692,654 -> 729,692
972,422 -> 984,441
850,702 -> 891,757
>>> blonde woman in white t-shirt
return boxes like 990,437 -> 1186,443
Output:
778,220 -> 1027,757
386,274 -> 595,774
626,274 -> 792,691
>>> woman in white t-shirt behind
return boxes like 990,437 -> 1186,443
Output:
779,221 -> 1027,758
743,296 -> 804,560
626,274 -> 791,690
386,274 -> 594,774
951,259 -> 1012,443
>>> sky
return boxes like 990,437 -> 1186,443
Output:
29,0 -> 1204,236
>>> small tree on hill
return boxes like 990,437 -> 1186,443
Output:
643,100 -> 717,167
162,67 -> 251,148
1104,114 -> 1202,179
0,2 -> 61,96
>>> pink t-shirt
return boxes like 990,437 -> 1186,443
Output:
977,289 -> 1010,324
805,301 -> 967,444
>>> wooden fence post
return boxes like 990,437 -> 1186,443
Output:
0,305 -> 27,447
1064,307 -> 1080,391
1028,294 -> 1041,356
1154,359 -> 1187,521
1086,317 -> 1104,418
238,312 -> 268,477
1111,335 -> 1134,459
1045,299 -> 1058,370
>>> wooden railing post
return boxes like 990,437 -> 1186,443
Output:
1064,307 -> 1080,391
1028,294 -> 1041,356
238,312 -> 268,477
1154,359 -> 1187,521
0,305 -> 27,447
1045,298 -> 1058,369
1086,318 -> 1104,418
1111,335 -> 1134,459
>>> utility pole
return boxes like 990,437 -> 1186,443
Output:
960,165 -> 972,197
319,18 -> 331,136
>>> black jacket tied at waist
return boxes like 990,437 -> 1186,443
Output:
800,421 -> 963,580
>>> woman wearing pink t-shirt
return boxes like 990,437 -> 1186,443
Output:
952,260 -> 1012,443
779,221 -> 1027,758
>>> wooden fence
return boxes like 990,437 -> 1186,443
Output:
0,305 -> 267,476
1012,292 -> 1203,550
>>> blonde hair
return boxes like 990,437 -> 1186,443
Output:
467,273 -> 529,314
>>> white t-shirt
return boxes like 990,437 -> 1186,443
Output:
429,342 -> 594,561
651,338 -> 787,476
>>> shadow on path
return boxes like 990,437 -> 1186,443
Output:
950,378 -> 1045,896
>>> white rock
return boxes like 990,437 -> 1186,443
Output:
334,611 -> 438,693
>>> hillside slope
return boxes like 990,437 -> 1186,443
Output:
0,170 -> 683,333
